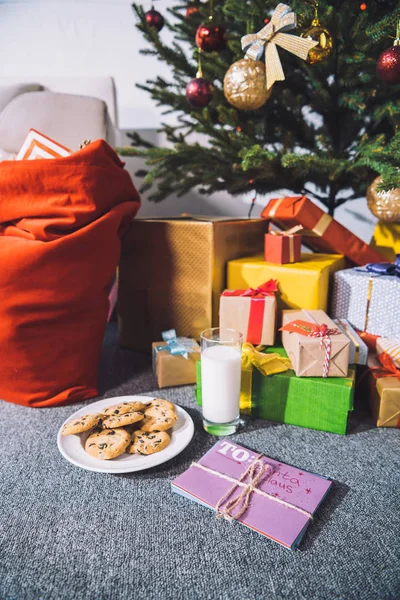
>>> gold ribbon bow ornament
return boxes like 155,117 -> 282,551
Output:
241,3 -> 319,90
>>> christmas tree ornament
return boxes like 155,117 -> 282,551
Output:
186,51 -> 213,108
241,3 -> 319,90
376,21 -> 400,85
186,78 -> 214,108
300,1 -> 333,65
195,23 -> 226,52
367,176 -> 400,222
223,58 -> 271,110
145,7 -> 165,32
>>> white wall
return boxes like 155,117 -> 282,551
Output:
0,0 -> 377,241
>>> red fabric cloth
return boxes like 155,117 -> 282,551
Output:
0,140 -> 140,407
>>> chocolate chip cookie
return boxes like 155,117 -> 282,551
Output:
102,411 -> 144,429
140,413 -> 177,432
102,401 -> 146,416
128,430 -> 171,455
147,399 -> 176,413
85,428 -> 131,460
61,413 -> 104,436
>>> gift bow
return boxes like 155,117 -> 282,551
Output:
373,352 -> 400,381
365,254 -> 400,277
303,313 -> 341,378
242,342 -> 292,375
222,279 -> 278,298
240,343 -> 292,413
270,225 -> 303,237
241,3 -> 319,90
155,329 -> 199,360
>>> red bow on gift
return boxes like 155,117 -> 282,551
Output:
372,352 -> 400,381
222,279 -> 278,298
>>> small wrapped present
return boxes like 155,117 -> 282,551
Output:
376,338 -> 400,369
333,319 -> 368,366
281,309 -> 350,377
16,128 -> 71,160
219,280 -> 277,346
196,346 -> 355,434
261,196 -> 386,266
264,226 -> 302,264
152,329 -> 200,388
119,216 -> 268,351
331,256 -> 400,338
369,353 -> 400,428
227,252 -> 345,313
370,221 -> 400,262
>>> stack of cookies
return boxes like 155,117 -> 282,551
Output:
61,399 -> 177,460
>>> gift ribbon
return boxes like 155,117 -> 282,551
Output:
240,343 -> 292,413
335,319 -> 360,365
191,458 -> 313,523
153,329 -> 199,364
365,254 -> 400,277
371,352 -> 400,427
303,310 -> 341,378
267,197 -> 333,238
270,225 -> 303,263
241,3 -> 318,90
222,280 -> 278,345
357,255 -> 400,331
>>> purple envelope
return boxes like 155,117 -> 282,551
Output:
172,439 -> 332,549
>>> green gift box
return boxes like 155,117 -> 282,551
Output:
195,347 -> 355,435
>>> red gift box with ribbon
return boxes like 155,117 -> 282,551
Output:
219,280 -> 277,346
262,196 -> 386,266
264,225 -> 302,264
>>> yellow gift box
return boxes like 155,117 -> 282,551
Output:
370,221 -> 400,262
227,253 -> 346,312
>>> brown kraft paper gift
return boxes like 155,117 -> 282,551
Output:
219,284 -> 277,345
118,217 -> 269,351
152,342 -> 200,388
281,309 -> 350,377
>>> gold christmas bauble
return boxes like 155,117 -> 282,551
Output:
223,58 -> 271,111
301,22 -> 333,65
367,176 -> 400,223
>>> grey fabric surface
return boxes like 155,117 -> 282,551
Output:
1,323 -> 399,600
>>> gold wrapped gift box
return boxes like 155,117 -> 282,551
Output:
370,375 -> 400,428
118,217 -> 268,351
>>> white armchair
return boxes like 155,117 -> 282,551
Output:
0,77 -> 117,154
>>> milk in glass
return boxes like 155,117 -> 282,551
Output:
201,344 -> 241,423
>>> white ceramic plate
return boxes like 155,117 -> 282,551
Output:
57,395 -> 194,474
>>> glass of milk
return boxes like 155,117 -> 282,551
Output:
200,328 -> 243,436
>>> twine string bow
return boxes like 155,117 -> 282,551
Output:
241,3 -> 319,90
308,323 -> 341,378
215,458 -> 270,521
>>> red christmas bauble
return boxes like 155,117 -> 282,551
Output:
195,23 -> 226,52
186,77 -> 214,108
376,45 -> 400,85
145,9 -> 164,32
186,5 -> 199,19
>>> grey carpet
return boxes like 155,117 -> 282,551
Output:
1,323 -> 399,600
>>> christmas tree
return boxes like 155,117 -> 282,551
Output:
118,0 -> 400,215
